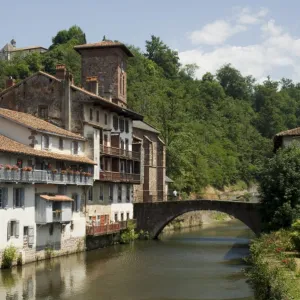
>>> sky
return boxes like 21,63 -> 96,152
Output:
1,0 -> 300,82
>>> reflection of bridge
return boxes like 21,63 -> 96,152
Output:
134,200 -> 261,239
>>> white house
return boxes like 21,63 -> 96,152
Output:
0,109 -> 95,266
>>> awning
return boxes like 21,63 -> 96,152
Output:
40,195 -> 74,202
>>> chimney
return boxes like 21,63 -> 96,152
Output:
55,64 -> 67,80
86,76 -> 98,95
6,76 -> 15,88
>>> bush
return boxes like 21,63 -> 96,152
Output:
1,245 -> 17,269
139,230 -> 150,240
120,221 -> 139,244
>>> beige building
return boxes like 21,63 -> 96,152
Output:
133,121 -> 166,202
0,39 -> 47,61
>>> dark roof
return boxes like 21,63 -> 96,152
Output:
133,121 -> 160,133
0,108 -> 85,140
0,134 -> 95,164
74,41 -> 134,57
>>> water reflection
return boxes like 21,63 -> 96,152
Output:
0,220 -> 254,300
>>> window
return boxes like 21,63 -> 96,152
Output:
58,185 -> 67,195
59,138 -> 64,150
0,187 -> 8,209
125,120 -> 129,133
114,213 -> 118,222
109,184 -> 113,202
126,212 -> 130,220
89,108 -> 93,121
72,141 -> 79,155
88,188 -> 93,201
125,139 -> 129,151
119,119 -> 125,132
99,184 -> 104,201
118,185 -> 122,202
7,220 -> 19,239
13,188 -> 24,208
105,113 -> 108,125
121,213 -> 124,221
113,115 -> 118,130
42,135 -> 49,150
96,111 -> 100,122
126,185 -> 130,202
38,106 -> 48,119
72,193 -> 80,212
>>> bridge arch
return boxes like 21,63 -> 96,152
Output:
134,200 -> 261,239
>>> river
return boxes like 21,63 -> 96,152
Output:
0,219 -> 254,300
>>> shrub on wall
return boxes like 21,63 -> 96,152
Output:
1,245 -> 17,269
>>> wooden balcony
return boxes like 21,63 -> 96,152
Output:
99,171 -> 141,183
0,169 -> 93,185
86,219 -> 137,236
100,145 -> 140,161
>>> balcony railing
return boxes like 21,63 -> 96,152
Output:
86,219 -> 137,236
100,145 -> 140,161
0,169 -> 93,185
99,171 -> 140,183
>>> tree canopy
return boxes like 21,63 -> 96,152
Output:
2,29 -> 300,197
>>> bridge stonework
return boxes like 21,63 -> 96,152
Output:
134,200 -> 261,239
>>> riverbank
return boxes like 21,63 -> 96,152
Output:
246,230 -> 300,299
163,211 -> 232,232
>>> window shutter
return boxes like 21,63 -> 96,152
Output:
78,142 -> 81,154
28,226 -> 34,246
13,188 -> 16,208
71,142 -> 74,155
7,221 -> 11,240
21,188 -> 25,208
15,221 -> 20,238
49,136 -> 52,150
41,135 -> 45,149
76,194 -> 80,212
3,187 -> 8,209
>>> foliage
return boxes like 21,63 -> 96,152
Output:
138,230 -> 150,240
120,221 -> 139,244
259,145 -> 300,231
1,245 -> 17,269
246,231 -> 300,299
45,246 -> 54,259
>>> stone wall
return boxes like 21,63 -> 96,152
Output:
86,233 -> 120,251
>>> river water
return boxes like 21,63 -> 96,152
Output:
0,219 -> 254,300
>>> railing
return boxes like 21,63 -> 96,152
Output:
52,211 -> 62,222
86,223 -> 120,236
0,169 -> 93,185
100,145 -> 141,161
86,219 -> 137,236
99,171 -> 140,183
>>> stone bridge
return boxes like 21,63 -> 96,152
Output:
134,200 -> 261,239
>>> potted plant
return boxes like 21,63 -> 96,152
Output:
22,166 -> 32,172
61,170 -> 67,175
86,172 -> 93,177
51,169 -> 58,174
11,165 -> 19,171
67,169 -> 74,175
0,164 -> 3,170
75,171 -> 80,175
4,164 -> 12,170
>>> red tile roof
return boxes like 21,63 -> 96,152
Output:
0,134 -> 95,164
40,195 -> 73,201
74,41 -> 134,57
0,108 -> 85,140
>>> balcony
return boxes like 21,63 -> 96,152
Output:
99,171 -> 140,183
100,145 -> 140,161
52,210 -> 62,222
86,219 -> 137,236
0,169 -> 93,185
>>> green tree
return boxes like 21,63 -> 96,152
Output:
259,144 -> 300,231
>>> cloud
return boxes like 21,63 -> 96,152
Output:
237,7 -> 269,25
188,20 -> 246,46
180,8 -> 300,82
